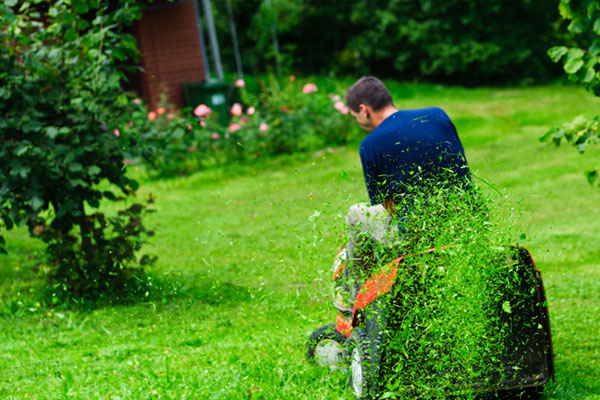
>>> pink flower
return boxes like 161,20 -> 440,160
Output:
133,98 -> 141,104
113,129 -> 120,137
302,83 -> 318,94
247,106 -> 256,115
128,121 -> 134,127
231,103 -> 243,116
167,113 -> 174,120
187,124 -> 193,131
240,116 -> 249,125
157,107 -> 166,114
259,122 -> 268,132
234,79 -> 245,88
229,123 -> 241,132
329,94 -> 341,101
281,106 -> 289,113
225,133 -> 230,139
200,120 -> 207,127
148,111 -> 157,121
289,75 -> 296,81
194,104 -> 211,118
334,100 -> 349,115
211,133 -> 220,140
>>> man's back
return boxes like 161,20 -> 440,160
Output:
359,107 -> 470,206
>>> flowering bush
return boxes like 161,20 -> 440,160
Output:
127,75 -> 359,176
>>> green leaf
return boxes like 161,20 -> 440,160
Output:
69,162 -> 83,172
566,48 -> 585,61
76,18 -> 90,30
63,11 -> 75,24
548,46 -> 568,62
48,48 -> 61,60
88,166 -> 101,176
45,127 -> 59,139
565,58 -> 584,74
582,67 -> 596,83
12,166 -> 31,178
568,19 -> 586,34
5,0 -> 18,7
589,40 -> 600,56
14,145 -> 29,156
64,28 -> 77,42
594,17 -> 600,35
70,179 -> 87,188
502,301 -> 512,314
31,196 -> 44,211
72,0 -> 89,15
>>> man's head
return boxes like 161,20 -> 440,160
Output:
346,77 -> 396,132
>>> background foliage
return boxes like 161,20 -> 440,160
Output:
214,0 -> 564,84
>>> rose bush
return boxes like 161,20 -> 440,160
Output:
128,75 -> 359,176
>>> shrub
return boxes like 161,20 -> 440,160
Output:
131,76 -> 359,176
542,0 -> 600,186
0,0 -> 154,304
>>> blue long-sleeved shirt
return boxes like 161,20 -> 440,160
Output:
359,107 -> 470,206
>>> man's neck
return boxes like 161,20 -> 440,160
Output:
371,106 -> 398,129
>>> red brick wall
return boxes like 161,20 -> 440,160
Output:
134,0 -> 206,110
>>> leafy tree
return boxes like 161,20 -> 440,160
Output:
0,0 -> 155,303
542,0 -> 600,185
343,0 -> 563,83
216,0 -> 563,84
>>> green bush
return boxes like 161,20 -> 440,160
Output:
0,0 -> 154,304
131,76 -> 359,176
542,0 -> 600,186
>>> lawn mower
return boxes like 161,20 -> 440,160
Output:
306,245 -> 554,400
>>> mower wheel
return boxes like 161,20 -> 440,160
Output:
306,323 -> 346,370
347,327 -> 379,400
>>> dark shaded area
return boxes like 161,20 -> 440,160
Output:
212,0 -> 567,85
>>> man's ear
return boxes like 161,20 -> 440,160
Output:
359,104 -> 370,117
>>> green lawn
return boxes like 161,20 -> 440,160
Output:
1,83 -> 599,399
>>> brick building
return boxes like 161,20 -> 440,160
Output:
133,0 -> 207,110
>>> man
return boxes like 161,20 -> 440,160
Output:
338,76 -> 470,303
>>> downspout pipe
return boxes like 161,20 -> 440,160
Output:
193,0 -> 211,81
226,0 -> 243,79
201,0 -> 224,81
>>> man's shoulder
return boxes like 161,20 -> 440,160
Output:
404,106 -> 450,121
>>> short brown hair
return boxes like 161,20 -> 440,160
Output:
346,76 -> 394,113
